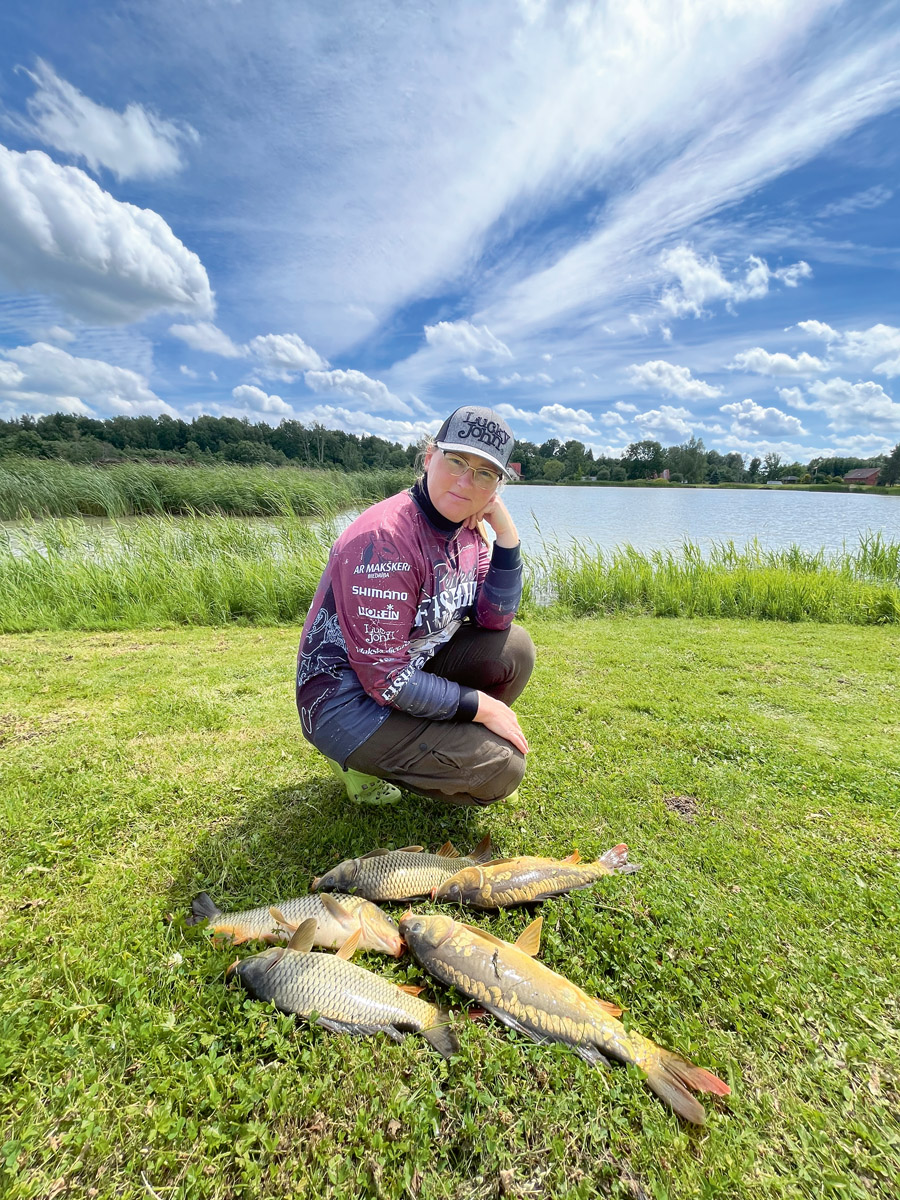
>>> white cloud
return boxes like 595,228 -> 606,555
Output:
497,371 -> 552,386
248,333 -> 328,375
293,405 -> 433,444
231,384 -> 292,415
776,386 -> 806,408
461,365 -> 490,383
304,367 -> 410,414
169,322 -> 243,358
633,404 -> 693,441
730,348 -> 827,376
658,246 -> 811,318
493,402 -> 541,424
805,377 -> 900,432
598,410 -> 626,427
615,401 -> 638,413
720,398 -> 806,437
13,60 -> 197,181
535,403 -> 597,438
795,319 -> 840,342
43,325 -> 75,343
0,146 -> 212,324
179,364 -> 198,379
626,359 -> 722,400
794,321 -> 900,377
424,320 -> 511,359
818,184 -> 893,220
0,341 -> 174,416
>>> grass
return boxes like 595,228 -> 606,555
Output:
1,619 -> 898,1199
2,519 -> 899,632
0,458 -> 412,519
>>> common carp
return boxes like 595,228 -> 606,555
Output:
312,835 -> 493,902
433,844 -> 640,908
228,916 -> 458,1057
399,912 -> 730,1124
186,891 -> 403,955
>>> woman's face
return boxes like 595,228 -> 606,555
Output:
424,446 -> 501,522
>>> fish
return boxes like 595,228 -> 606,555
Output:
433,844 -> 641,908
228,916 -> 458,1057
399,912 -> 730,1124
311,835 -> 494,902
186,891 -> 403,956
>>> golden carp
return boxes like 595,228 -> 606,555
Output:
433,844 -> 640,908
186,891 -> 403,955
399,912 -> 730,1124
312,835 -> 493,902
228,917 -> 457,1057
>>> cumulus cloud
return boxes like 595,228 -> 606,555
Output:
13,60 -> 197,181
424,320 -> 512,359
304,367 -> 410,414
461,365 -> 490,383
794,320 -> 900,376
633,404 -> 693,441
0,341 -> 173,416
626,359 -> 722,400
493,402 -> 541,424
720,399 -> 806,437
231,384 -> 292,415
169,322 -> 243,358
535,403 -> 597,437
805,377 -> 900,431
179,364 -> 198,379
248,333 -> 328,375
0,146 -> 212,324
293,405 -> 433,444
730,348 -> 828,376
658,246 -> 811,318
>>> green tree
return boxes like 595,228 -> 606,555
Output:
622,440 -> 664,479
541,458 -> 566,481
748,456 -> 761,481
882,442 -> 900,486
667,436 -> 706,483
762,452 -> 783,480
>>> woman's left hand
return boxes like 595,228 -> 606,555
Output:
463,493 -> 519,547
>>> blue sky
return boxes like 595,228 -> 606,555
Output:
1,0 -> 899,462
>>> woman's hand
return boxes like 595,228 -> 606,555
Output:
463,493 -> 519,547
473,691 -> 529,755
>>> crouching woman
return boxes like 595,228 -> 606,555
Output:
295,405 -> 535,806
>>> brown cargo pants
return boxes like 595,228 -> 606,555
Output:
345,622 -> 535,806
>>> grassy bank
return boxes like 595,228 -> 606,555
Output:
1,619 -> 898,1199
2,518 -> 899,632
0,458 -> 412,519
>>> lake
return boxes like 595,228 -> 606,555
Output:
501,485 -> 900,556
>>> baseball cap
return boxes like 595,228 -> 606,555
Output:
434,406 -> 516,478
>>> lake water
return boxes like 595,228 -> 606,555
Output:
501,485 -> 900,556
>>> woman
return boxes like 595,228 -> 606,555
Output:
296,405 -> 534,806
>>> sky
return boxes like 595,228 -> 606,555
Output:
1,0 -> 900,464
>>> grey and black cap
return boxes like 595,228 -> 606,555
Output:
435,406 -> 516,478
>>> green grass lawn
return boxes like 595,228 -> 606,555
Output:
1,618 -> 898,1199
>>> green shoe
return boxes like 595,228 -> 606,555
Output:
326,758 -> 402,806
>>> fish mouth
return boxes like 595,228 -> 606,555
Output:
310,875 -> 322,890
225,956 -> 241,980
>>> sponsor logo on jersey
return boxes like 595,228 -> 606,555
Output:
352,586 -> 409,600
357,603 -> 401,621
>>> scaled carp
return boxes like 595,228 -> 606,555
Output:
312,835 -> 493,902
399,912 -> 730,1124
433,844 -> 640,908
187,891 -> 402,955
229,917 -> 457,1057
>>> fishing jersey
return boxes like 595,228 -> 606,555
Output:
296,480 -> 523,764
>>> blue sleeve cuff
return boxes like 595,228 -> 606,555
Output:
490,542 -> 521,570
452,686 -> 480,722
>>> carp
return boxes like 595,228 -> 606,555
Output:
433,844 -> 640,908
399,912 -> 730,1124
312,835 -> 493,902
186,891 -> 403,955
228,916 -> 457,1057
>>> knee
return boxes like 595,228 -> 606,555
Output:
470,746 -> 526,806
505,624 -> 536,679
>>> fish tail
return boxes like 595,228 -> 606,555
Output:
420,1008 -> 460,1059
645,1048 -> 731,1125
599,844 -> 642,875
186,892 -> 222,926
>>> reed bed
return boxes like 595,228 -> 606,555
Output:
0,457 -> 411,519
2,519 -> 898,631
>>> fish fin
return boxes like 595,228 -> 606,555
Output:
421,1012 -> 459,1059
186,892 -> 222,926
436,841 -> 461,858
573,1043 -> 613,1068
597,999 -> 623,1017
316,1016 -> 405,1042
319,894 -> 355,924
459,922 -> 510,948
513,916 -> 543,957
336,928 -> 362,960
467,833 -> 493,864
360,848 -> 393,859
467,1007 -> 488,1020
645,1050 -> 731,1125
398,984 -> 425,996
599,843 -> 642,874
282,915 -> 317,954
397,845 -> 425,853
562,850 -> 582,864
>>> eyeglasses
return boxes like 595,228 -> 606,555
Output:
440,450 -> 501,490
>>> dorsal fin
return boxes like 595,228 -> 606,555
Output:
319,894 -> 354,923
398,984 -> 425,996
396,845 -> 425,853
562,850 -> 581,864
436,841 -> 461,858
280,914 -> 317,954
359,848 -> 392,860
467,833 -> 493,864
336,928 -> 362,960
514,916 -> 543,957
597,999 -> 623,1016
460,922 -> 509,948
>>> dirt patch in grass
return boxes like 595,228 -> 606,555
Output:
663,793 -> 699,821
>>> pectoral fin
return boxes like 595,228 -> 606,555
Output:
360,848 -> 393,859
513,916 -> 543,957
319,894 -> 355,926
336,928 -> 362,960
562,850 -> 582,864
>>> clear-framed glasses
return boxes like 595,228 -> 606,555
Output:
441,450 -> 501,490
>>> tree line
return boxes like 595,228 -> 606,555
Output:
1,412 -> 897,485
